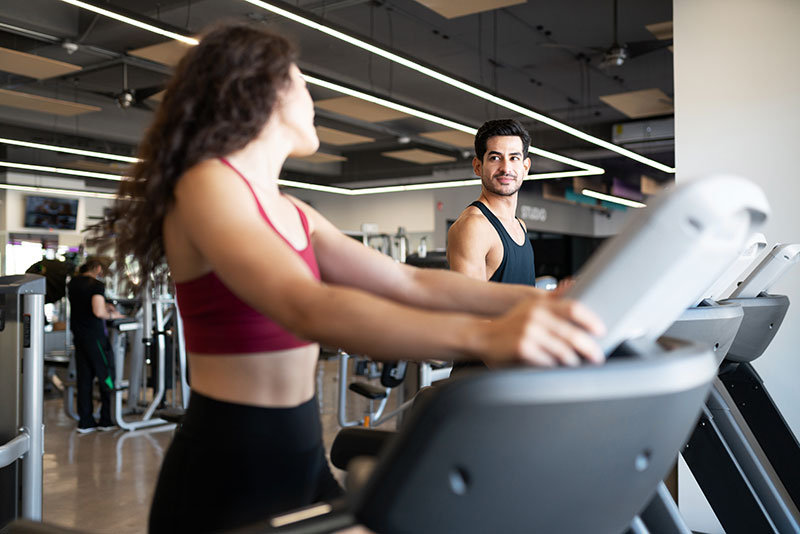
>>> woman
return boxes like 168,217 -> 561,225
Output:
111,22 -> 604,533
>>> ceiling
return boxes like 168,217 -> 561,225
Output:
0,0 -> 674,197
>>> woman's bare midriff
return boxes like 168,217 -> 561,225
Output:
188,343 -> 320,407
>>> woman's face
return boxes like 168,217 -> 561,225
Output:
275,64 -> 319,158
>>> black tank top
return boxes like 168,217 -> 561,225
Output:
471,201 -> 536,286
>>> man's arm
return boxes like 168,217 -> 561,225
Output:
91,295 -> 124,320
446,213 -> 492,280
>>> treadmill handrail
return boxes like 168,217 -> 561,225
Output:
0,433 -> 30,469
729,243 -> 800,298
699,232 -> 767,304
566,175 -> 769,355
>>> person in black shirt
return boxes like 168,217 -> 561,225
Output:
68,256 -> 124,433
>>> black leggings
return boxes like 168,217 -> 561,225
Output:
149,392 -> 343,533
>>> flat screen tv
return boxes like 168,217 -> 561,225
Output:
24,196 -> 79,230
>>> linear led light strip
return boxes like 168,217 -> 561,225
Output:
280,169 -> 602,196
0,155 -> 598,196
0,118 -> 604,195
243,0 -> 675,174
58,0 -> 605,177
581,188 -> 646,208
0,161 -> 123,181
56,1 -> 606,182
303,75 -> 604,176
0,137 -> 139,163
1,125 -> 601,185
0,183 -> 117,199
1,157 -> 598,196
58,0 -> 199,45
1,84 -> 602,179
0,77 -> 605,194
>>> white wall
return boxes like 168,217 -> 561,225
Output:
296,182 -> 630,253
295,188 -> 435,235
674,1 -> 800,531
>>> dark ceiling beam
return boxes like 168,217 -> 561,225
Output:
0,20 -> 174,77
304,0 -> 374,14
0,20 -> 117,60
0,123 -> 138,157
60,0 -> 193,39
0,21 -> 61,43
50,55 -> 173,81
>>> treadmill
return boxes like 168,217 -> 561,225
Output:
263,174 -> 769,534
667,243 -> 800,534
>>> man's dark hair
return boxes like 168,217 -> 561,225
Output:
81,256 -> 112,276
474,119 -> 531,161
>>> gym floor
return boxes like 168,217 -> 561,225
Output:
41,357 -> 389,533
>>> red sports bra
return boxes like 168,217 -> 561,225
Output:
174,158 -> 321,354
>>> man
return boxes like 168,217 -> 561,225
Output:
68,256 -> 124,433
447,119 -> 536,285
446,119 -> 538,371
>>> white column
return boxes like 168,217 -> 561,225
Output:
674,1 -> 800,531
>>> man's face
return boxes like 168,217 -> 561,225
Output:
474,136 -> 531,197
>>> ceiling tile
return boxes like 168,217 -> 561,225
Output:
420,130 -> 475,148
291,152 -> 347,164
128,39 -> 194,67
316,125 -> 374,146
315,96 -> 408,122
413,0 -> 525,19
599,88 -> 673,119
0,47 -> 82,79
0,89 -> 101,116
640,175 -> 665,195
646,21 -> 673,40
148,90 -> 165,102
382,149 -> 456,164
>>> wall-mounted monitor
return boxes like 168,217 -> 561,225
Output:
24,196 -> 79,230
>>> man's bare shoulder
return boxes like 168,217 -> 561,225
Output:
449,205 -> 493,238
447,205 -> 498,270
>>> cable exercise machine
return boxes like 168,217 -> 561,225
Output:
107,276 -> 190,431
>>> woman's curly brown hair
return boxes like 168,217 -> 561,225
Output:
109,21 -> 296,288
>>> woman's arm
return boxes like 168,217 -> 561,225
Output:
173,169 -> 603,366
297,197 -> 547,317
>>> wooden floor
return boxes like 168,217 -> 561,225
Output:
40,357 -> 389,533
